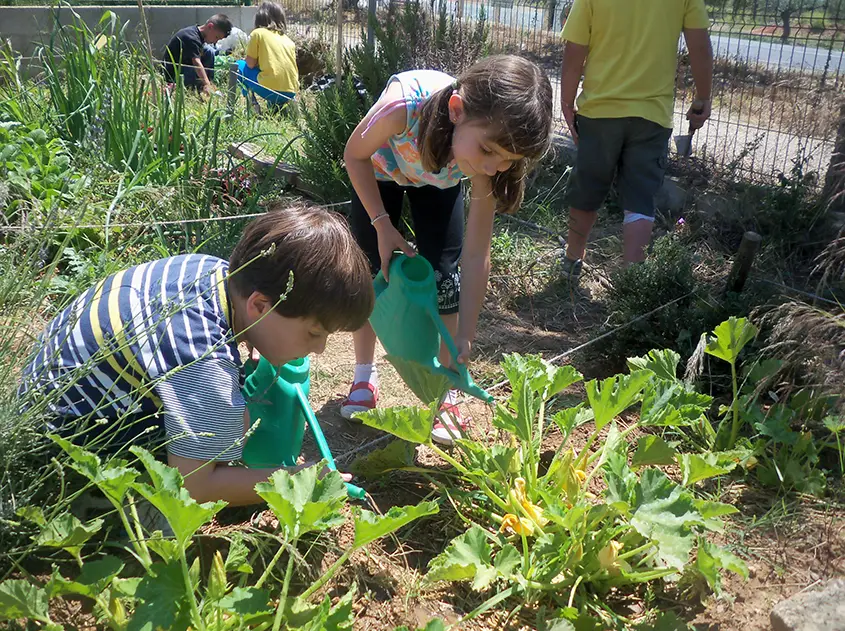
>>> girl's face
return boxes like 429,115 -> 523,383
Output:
448,93 -> 523,178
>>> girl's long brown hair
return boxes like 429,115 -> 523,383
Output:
254,1 -> 287,34
417,55 -> 553,214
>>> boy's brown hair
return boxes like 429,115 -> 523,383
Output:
254,1 -> 287,34
228,204 -> 374,332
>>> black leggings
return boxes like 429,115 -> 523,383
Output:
348,180 -> 464,314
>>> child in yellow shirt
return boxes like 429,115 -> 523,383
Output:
236,1 -> 299,110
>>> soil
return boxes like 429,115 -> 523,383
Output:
231,298 -> 845,631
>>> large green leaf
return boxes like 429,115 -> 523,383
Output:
131,447 -> 183,494
218,587 -> 272,617
603,451 -> 637,508
353,501 -> 439,549
425,526 -> 496,591
349,439 -> 417,477
132,482 -> 225,547
492,402 -> 532,442
0,580 -> 56,627
255,466 -> 347,537
50,435 -> 138,505
694,539 -> 748,595
586,371 -> 651,431
383,355 -> 450,405
457,441 -> 517,480
631,470 -> 702,569
640,381 -> 711,428
224,534 -> 253,575
632,436 -> 677,468
290,587 -> 356,631
128,561 -> 191,631
35,513 -> 103,563
677,452 -> 741,486
356,405 -> 434,445
704,317 -> 758,366
47,556 -> 124,599
627,349 -> 681,382
755,406 -> 798,445
692,499 -> 739,519
130,447 -> 226,545
551,404 -> 594,442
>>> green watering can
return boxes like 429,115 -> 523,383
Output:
242,356 -> 366,500
370,255 -> 492,404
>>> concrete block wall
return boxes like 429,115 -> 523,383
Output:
0,5 -> 258,60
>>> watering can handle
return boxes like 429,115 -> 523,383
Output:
426,303 -> 493,403
294,387 -> 367,500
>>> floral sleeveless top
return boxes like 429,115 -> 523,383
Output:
365,70 -> 465,189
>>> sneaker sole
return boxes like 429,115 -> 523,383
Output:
340,404 -> 371,421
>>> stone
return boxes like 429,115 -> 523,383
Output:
770,579 -> 845,631
655,176 -> 688,213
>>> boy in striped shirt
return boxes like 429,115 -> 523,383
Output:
19,205 -> 374,505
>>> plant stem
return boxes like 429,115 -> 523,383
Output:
728,361 -> 741,448
272,531 -> 299,631
254,539 -> 288,590
299,548 -> 353,601
179,547 -> 205,631
617,541 -> 654,561
126,493 -> 152,567
567,574 -> 583,608
430,444 -> 510,513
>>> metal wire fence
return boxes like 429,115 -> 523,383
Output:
283,0 -> 845,183
4,0 -> 844,182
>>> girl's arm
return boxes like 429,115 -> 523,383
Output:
456,175 -> 496,364
344,83 -> 416,279
245,55 -> 258,69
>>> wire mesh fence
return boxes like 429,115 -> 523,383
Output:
3,0 -> 844,183
283,0 -> 845,184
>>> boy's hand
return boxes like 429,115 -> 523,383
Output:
299,462 -> 352,482
375,222 -> 415,282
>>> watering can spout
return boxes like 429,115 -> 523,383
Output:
370,255 -> 493,405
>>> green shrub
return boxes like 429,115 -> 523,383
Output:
600,235 -> 700,363
294,77 -> 370,202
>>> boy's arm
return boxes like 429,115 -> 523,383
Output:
455,176 -> 496,364
684,28 -> 714,129
192,56 -> 214,93
560,41 -> 588,143
169,452 -> 300,505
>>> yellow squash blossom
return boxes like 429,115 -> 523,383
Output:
512,478 -> 549,527
597,540 -> 631,575
499,513 -> 536,536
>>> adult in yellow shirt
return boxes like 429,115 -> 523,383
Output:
560,0 -> 714,282
236,1 -> 299,110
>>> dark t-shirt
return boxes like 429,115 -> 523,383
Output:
162,25 -> 203,81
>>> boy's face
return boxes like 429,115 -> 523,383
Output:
203,23 -> 227,44
241,291 -> 330,365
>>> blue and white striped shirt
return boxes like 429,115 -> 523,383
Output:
20,254 -> 246,461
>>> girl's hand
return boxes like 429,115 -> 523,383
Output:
375,222 -> 415,281
456,337 -> 472,365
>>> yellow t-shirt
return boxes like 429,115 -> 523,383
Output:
562,0 -> 710,128
246,28 -> 299,94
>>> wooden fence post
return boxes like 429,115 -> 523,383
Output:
725,231 -> 762,294
336,0 -> 344,82
226,62 -> 238,117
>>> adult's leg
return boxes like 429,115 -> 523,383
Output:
617,118 -> 673,265
565,116 -> 625,263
